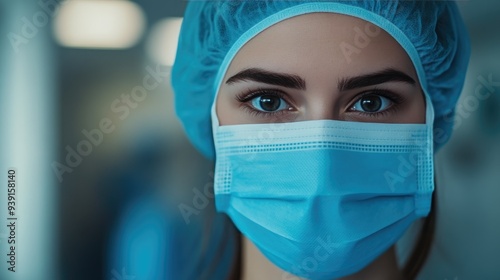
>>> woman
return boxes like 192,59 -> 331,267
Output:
171,1 -> 470,279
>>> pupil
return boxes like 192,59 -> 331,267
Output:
260,95 -> 280,111
360,95 -> 382,112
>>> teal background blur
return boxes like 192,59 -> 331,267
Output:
0,1 -> 499,279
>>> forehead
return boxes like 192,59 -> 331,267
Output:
223,12 -> 417,84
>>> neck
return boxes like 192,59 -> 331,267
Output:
241,236 -> 404,280
339,246 -> 403,280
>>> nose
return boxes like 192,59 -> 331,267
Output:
301,97 -> 340,121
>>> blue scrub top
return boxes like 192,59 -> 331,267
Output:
107,194 -> 238,279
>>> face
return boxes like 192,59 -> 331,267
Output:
215,13 -> 426,125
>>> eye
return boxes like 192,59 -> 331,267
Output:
250,93 -> 290,112
351,94 -> 392,113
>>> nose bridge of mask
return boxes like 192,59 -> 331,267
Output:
215,120 -> 429,147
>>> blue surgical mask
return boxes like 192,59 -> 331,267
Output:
211,117 -> 434,279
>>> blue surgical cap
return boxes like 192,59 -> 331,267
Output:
171,1 -> 471,159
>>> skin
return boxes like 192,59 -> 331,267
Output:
215,13 -> 426,280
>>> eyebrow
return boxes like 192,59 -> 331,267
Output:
337,68 -> 416,91
225,67 -> 416,91
225,67 -> 306,90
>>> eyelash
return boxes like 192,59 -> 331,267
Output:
235,88 -> 292,118
235,87 -> 405,118
347,88 -> 405,118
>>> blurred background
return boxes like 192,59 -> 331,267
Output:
0,0 -> 499,279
